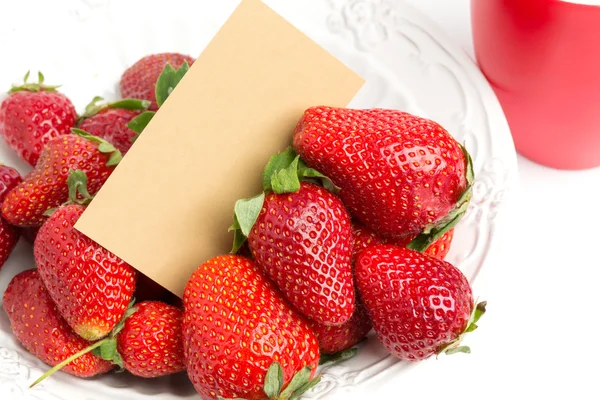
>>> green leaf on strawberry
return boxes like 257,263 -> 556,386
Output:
72,128 -> 123,167
229,193 -> 265,253
128,111 -> 156,138
155,61 -> 190,107
8,70 -> 60,93
407,143 -> 474,252
79,96 -> 150,121
438,300 -> 486,357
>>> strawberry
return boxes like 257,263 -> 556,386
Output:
120,53 -> 194,111
1,129 -> 121,227
293,106 -> 474,253
232,148 -> 355,326
351,223 -> 385,259
3,269 -> 114,378
308,294 -> 371,356
424,229 -> 454,260
0,72 -> 77,166
355,245 -> 485,360
78,97 -> 150,154
0,164 -> 22,268
183,255 -> 321,400
34,190 -> 136,341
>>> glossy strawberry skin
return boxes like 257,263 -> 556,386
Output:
120,53 -> 194,111
183,255 -> 320,400
294,106 -> 467,243
34,204 -> 137,341
248,183 -> 355,326
3,269 -> 114,377
352,223 -> 386,259
0,165 -> 22,268
0,90 -> 77,166
117,301 -> 185,378
79,108 -> 139,154
355,245 -> 473,361
308,294 -> 371,354
1,135 -> 115,227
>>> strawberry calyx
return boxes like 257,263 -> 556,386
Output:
29,300 -> 138,388
437,300 -> 487,357
407,143 -> 474,252
78,96 -> 150,121
319,347 -> 359,366
229,147 -> 336,253
72,128 -> 123,167
218,362 -> 321,400
126,61 -> 191,141
42,170 -> 94,217
8,71 -> 60,93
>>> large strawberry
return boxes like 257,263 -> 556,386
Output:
183,255 -> 321,400
0,72 -> 77,166
34,179 -> 136,340
120,53 -> 194,111
293,106 -> 474,252
3,269 -> 114,378
0,164 -> 22,269
232,148 -> 355,326
78,97 -> 150,154
1,129 -> 121,227
355,245 -> 485,360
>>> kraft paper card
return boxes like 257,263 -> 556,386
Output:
75,0 -> 364,297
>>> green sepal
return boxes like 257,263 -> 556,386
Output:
407,143 -> 474,252
127,111 -> 156,140
438,300 -> 487,357
79,96 -> 150,120
8,70 -> 60,93
67,170 -> 93,206
155,61 -> 190,107
229,193 -> 265,253
72,128 -> 123,167
42,207 -> 58,217
319,347 -> 359,366
263,147 -> 336,194
263,362 -> 284,398
278,366 -> 313,400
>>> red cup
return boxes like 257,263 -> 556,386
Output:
472,0 -> 600,170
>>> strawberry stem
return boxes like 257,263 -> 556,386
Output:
29,338 -> 108,388
8,70 -> 60,94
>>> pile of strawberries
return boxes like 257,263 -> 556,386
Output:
0,51 -> 485,400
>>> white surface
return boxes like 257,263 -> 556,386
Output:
403,1 -> 600,399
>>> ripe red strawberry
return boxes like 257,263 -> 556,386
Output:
293,106 -> 473,252
355,245 -> 485,360
424,229 -> 454,260
3,269 -> 114,378
34,203 -> 137,341
78,97 -> 150,154
183,255 -> 321,400
247,182 -> 354,326
0,164 -> 22,268
352,223 -> 385,259
0,72 -> 77,166
115,301 -> 185,378
308,294 -> 371,355
120,53 -> 194,111
1,129 -> 121,227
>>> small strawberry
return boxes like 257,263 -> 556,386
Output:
293,106 -> 474,252
0,164 -> 22,268
351,223 -> 385,259
183,255 -> 321,400
232,148 -> 355,326
34,176 -> 136,340
1,129 -> 121,227
120,53 -> 194,111
0,72 -> 77,166
78,97 -> 150,154
3,269 -> 114,378
115,301 -> 185,378
309,294 -> 372,356
355,245 -> 485,361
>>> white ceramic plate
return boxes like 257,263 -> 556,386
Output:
0,0 -> 518,399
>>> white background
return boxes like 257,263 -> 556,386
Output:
388,1 -> 600,399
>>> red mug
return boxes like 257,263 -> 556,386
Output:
472,0 -> 600,170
